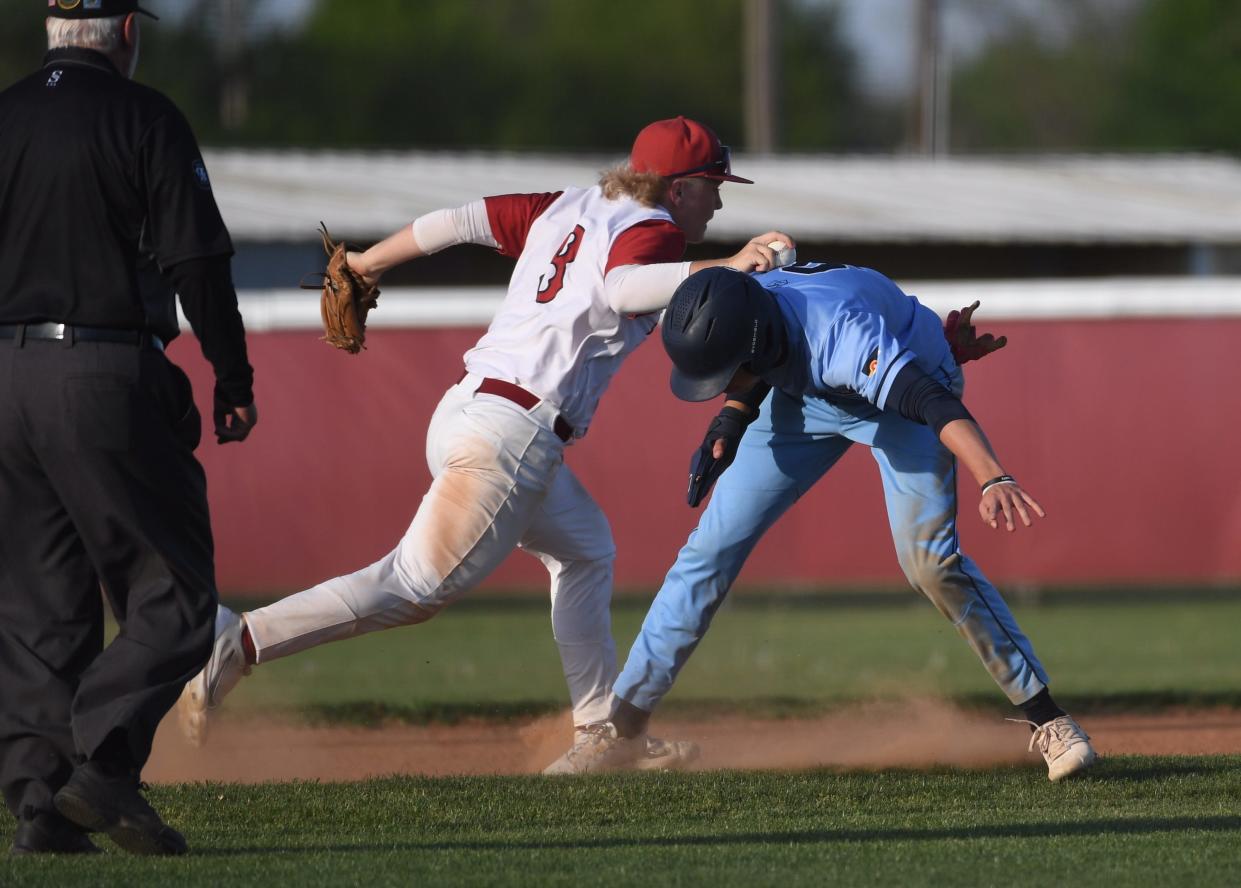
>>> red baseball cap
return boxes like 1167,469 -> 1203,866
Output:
629,116 -> 753,184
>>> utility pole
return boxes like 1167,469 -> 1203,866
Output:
910,0 -> 949,155
217,0 -> 249,131
744,0 -> 779,154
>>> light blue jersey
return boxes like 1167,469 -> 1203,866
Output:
614,264 -> 1050,715
755,263 -> 958,405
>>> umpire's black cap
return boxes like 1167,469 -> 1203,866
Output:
662,267 -> 785,402
47,0 -> 159,20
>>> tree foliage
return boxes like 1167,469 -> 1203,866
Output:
949,1 -> 1134,152
950,0 -> 1241,154
229,0 -> 879,152
0,0 -> 877,152
3,0 -> 1238,155
1106,0 -> 1241,152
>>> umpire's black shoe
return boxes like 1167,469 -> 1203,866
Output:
53,762 -> 187,856
9,809 -> 101,856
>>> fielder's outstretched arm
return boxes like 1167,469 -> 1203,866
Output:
344,202 -> 497,285
603,232 -> 796,315
688,232 -> 797,275
344,203 -> 796,314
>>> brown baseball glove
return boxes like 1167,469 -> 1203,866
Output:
301,222 -> 380,354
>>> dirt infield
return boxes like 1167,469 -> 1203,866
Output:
145,701 -> 1241,783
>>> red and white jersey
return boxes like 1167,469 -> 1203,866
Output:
464,186 -> 684,436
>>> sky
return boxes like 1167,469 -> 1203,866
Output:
830,0 -> 1140,98
147,0 -> 316,34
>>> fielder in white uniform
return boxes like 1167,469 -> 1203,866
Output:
177,117 -> 794,773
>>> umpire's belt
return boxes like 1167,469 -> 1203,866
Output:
0,323 -> 164,352
458,371 -> 574,442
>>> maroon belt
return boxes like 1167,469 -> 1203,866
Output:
460,372 -> 573,442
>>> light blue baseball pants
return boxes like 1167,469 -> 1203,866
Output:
615,386 -> 1051,712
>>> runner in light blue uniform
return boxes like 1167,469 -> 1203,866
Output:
553,263 -> 1097,781
622,262 -> 1045,707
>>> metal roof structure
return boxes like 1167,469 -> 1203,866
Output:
204,150 -> 1241,246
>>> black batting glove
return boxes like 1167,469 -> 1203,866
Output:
687,406 -> 752,508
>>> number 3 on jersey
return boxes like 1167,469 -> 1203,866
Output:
536,224 -> 585,303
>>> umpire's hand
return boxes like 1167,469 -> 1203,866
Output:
214,399 -> 259,444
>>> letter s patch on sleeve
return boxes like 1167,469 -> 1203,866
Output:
192,159 -> 212,191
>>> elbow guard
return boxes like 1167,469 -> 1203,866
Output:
887,363 -> 973,435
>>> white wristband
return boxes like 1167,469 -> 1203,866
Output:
980,474 -> 1017,495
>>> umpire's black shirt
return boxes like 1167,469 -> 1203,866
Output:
0,47 -> 253,406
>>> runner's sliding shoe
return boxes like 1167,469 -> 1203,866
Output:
1013,714 -> 1098,781
176,604 -> 251,746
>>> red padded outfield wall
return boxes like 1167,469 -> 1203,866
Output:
172,311 -> 1241,594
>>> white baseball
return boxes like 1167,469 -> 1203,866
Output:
767,240 -> 796,267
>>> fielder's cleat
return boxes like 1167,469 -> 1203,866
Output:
542,722 -> 637,774
176,604 -> 251,746
1013,714 -> 1098,781
9,810 -> 101,856
53,762 -> 187,856
542,722 -> 700,775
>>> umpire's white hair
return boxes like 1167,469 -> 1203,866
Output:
46,15 -> 127,53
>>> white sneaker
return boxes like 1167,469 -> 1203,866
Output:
542,723 -> 700,775
543,724 -> 699,773
176,605 -> 251,747
1015,714 -> 1098,781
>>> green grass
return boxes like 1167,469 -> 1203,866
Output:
3,757 -> 1239,886
218,596 -> 1241,725
12,598 -> 1239,884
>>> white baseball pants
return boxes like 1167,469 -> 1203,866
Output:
244,374 -> 618,725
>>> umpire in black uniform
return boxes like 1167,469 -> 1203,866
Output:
0,1 -> 258,856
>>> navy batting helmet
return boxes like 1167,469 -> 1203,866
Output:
662,267 -> 785,402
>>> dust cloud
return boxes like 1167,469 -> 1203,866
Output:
144,701 -> 1241,784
